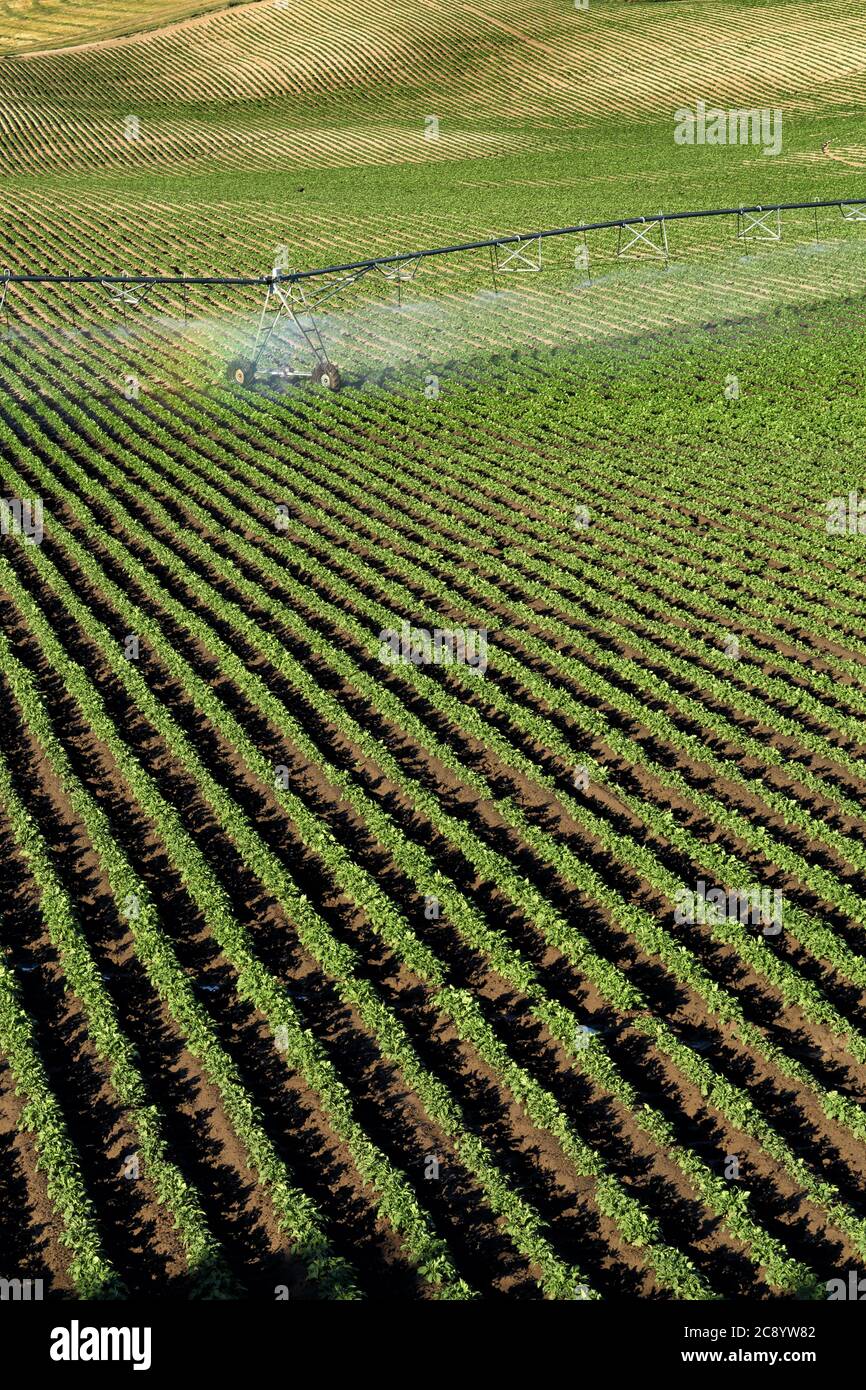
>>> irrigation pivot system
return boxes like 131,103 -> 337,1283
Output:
3,196 -> 865,391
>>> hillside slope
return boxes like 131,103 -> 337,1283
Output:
2,0 -> 866,175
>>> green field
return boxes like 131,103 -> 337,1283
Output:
2,0 -> 866,1309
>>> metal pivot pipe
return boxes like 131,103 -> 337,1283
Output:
2,197 -> 865,291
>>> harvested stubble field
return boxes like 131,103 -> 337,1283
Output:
2,0 -> 866,1308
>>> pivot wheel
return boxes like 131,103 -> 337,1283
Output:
227,358 -> 256,387
311,361 -> 342,391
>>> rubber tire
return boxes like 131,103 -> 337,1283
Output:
227,358 -> 256,387
311,361 -> 342,391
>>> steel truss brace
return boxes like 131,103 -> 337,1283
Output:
100,274 -> 158,308
275,255 -> 422,318
0,268 -> 11,337
491,235 -> 543,272
252,275 -> 330,373
840,203 -> 866,222
737,206 -> 781,242
373,254 -> 421,306
374,255 -> 421,284
616,216 -> 669,264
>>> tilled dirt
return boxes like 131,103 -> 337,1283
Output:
3,382 -> 866,1302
